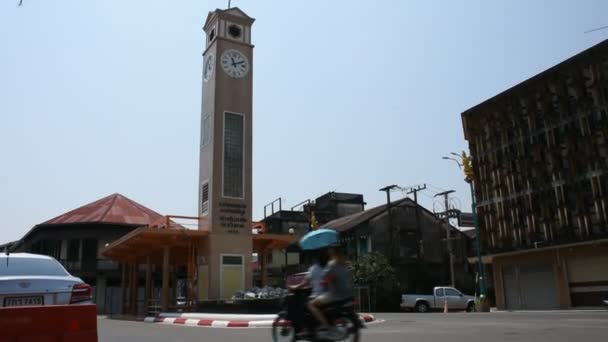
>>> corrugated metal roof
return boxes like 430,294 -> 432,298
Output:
321,197 -> 467,237
321,198 -> 412,232
41,193 -> 165,227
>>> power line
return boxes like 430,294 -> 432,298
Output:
427,183 -> 447,193
585,25 -> 608,34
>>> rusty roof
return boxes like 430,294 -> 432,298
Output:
321,198 -> 412,232
321,197 -> 468,237
41,193 -> 165,227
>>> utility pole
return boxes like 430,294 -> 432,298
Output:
405,184 -> 427,260
379,185 -> 399,262
435,190 -> 455,287
443,153 -> 486,298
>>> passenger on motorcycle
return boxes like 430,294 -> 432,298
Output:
307,245 -> 353,339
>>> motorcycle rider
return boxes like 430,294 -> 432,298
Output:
307,245 -> 353,339
288,248 -> 329,335
289,248 -> 329,298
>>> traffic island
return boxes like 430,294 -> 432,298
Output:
143,312 -> 377,328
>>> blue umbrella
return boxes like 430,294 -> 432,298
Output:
299,228 -> 339,250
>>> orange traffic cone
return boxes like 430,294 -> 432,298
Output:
443,299 -> 448,313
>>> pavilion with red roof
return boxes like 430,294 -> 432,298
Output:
10,192 -> 298,315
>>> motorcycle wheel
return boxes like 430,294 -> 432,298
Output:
272,313 -> 296,342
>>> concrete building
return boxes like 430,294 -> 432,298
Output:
304,192 -> 366,225
254,192 -> 368,283
462,39 -> 608,310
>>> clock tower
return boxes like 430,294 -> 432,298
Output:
198,7 -> 254,300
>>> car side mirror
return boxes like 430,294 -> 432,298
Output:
459,294 -> 463,297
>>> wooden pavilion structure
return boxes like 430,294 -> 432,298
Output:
102,215 -> 298,315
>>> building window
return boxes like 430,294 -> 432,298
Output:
201,181 -> 210,216
222,255 -> 243,265
223,112 -> 244,198
202,114 -> 212,147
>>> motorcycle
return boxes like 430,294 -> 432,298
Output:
271,289 -> 363,342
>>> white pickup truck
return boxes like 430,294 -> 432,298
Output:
401,286 -> 475,313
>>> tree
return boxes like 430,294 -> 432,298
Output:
351,252 -> 398,311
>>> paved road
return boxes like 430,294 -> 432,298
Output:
99,311 -> 608,342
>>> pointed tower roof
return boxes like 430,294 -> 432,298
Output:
41,193 -> 165,227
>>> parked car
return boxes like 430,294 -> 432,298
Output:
0,253 -> 93,308
286,272 -> 308,287
401,286 -> 475,313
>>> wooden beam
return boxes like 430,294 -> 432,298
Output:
130,262 -> 137,316
161,246 -> 170,312
120,262 -> 127,314
145,256 -> 152,314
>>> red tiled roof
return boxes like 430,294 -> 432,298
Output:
41,193 -> 165,227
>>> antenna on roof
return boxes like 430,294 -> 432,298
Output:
585,25 -> 608,34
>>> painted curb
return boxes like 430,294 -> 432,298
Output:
144,313 -> 376,328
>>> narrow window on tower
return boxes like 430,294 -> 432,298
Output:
201,181 -> 210,216
223,112 -> 244,198
202,114 -> 212,147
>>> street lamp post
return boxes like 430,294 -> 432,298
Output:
442,153 -> 486,298
468,179 -> 486,297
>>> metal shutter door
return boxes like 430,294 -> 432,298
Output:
519,264 -> 559,310
503,265 -> 521,310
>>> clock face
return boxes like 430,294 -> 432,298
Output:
203,54 -> 214,82
221,49 -> 249,78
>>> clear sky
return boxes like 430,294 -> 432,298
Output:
1,0 -> 607,243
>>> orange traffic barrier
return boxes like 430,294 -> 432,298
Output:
0,304 -> 97,342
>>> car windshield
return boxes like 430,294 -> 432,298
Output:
0,257 -> 69,277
